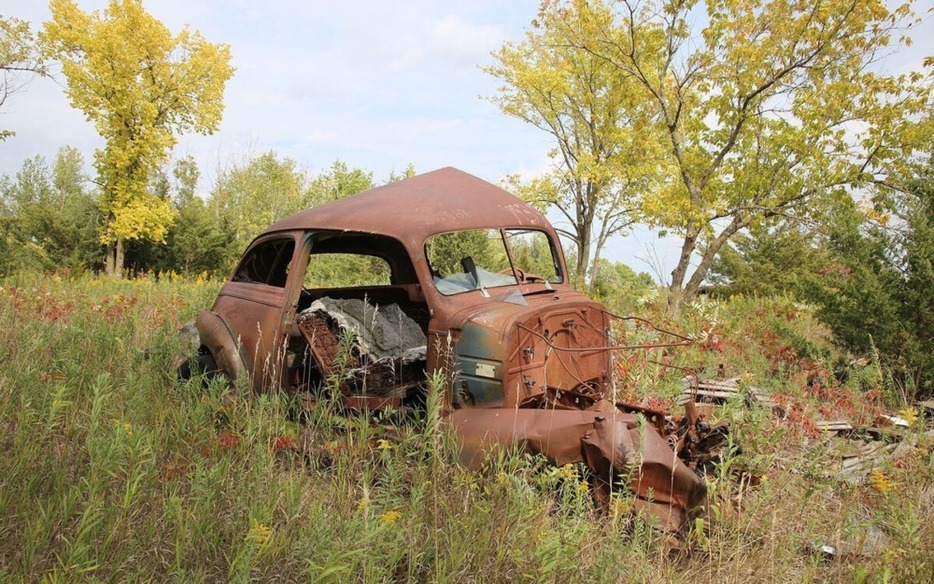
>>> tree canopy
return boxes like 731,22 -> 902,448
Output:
487,3 -> 664,291
494,0 -> 931,305
42,0 -> 234,276
0,16 -> 47,140
0,147 -> 98,273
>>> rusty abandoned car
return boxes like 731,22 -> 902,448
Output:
180,167 -> 712,532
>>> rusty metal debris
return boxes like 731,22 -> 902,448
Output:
179,167 -> 716,533
448,406 -> 707,532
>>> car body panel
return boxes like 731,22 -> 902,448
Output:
190,167 -> 707,532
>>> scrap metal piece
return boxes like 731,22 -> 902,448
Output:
447,407 -> 707,533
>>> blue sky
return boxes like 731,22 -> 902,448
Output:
1,1 -> 931,279
2,1 -> 551,180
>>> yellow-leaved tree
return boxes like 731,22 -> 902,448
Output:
1,16 -> 47,140
498,0 -> 931,307
486,3 -> 667,291
42,0 -> 234,275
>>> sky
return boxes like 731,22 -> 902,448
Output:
1,0 -> 932,280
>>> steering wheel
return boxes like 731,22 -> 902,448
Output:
499,267 -> 547,284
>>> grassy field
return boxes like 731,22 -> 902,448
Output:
0,274 -> 931,582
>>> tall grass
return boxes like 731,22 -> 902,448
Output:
0,275 -> 931,582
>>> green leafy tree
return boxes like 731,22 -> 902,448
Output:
0,147 -> 99,274
306,159 -> 375,207
1,16 -> 47,140
42,0 -> 234,276
528,0 -> 930,306
163,156 -> 235,275
709,225 -> 831,298
211,152 -> 310,248
123,155 -> 235,275
487,3 -> 664,291
713,158 -> 934,399
895,164 -> 934,397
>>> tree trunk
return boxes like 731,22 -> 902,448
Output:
683,218 -> 743,298
104,238 -> 125,278
575,235 -> 590,291
667,228 -> 699,314
669,230 -> 698,291
114,237 -> 125,277
104,242 -> 115,276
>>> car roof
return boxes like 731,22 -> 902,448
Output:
262,167 -> 553,243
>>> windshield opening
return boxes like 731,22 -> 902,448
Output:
425,228 -> 562,295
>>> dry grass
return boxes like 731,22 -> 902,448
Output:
0,274 -> 931,582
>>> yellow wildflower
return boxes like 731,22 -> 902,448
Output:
379,510 -> 401,525
608,495 -> 632,520
557,464 -> 578,481
376,438 -> 392,450
110,418 -> 133,436
245,521 -> 273,546
578,480 -> 590,494
869,469 -> 893,494
897,407 -> 919,426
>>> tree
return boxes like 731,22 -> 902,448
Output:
162,156 -> 235,275
306,159 -> 375,207
0,16 -> 47,140
487,3 -> 664,291
709,156 -> 934,399
709,224 -> 830,297
588,257 -> 655,310
0,147 -> 99,274
42,0 -> 234,276
528,0 -> 930,306
211,152 -> 310,248
122,155 -> 235,275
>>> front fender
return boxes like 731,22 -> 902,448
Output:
195,310 -> 249,383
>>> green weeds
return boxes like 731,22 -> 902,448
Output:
0,275 -> 931,582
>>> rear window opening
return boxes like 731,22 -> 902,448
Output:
231,238 -> 296,287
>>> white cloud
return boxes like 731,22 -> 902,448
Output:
428,15 -> 504,67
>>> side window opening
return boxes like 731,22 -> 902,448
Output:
303,253 -> 392,289
287,231 -> 429,407
232,238 -> 295,287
